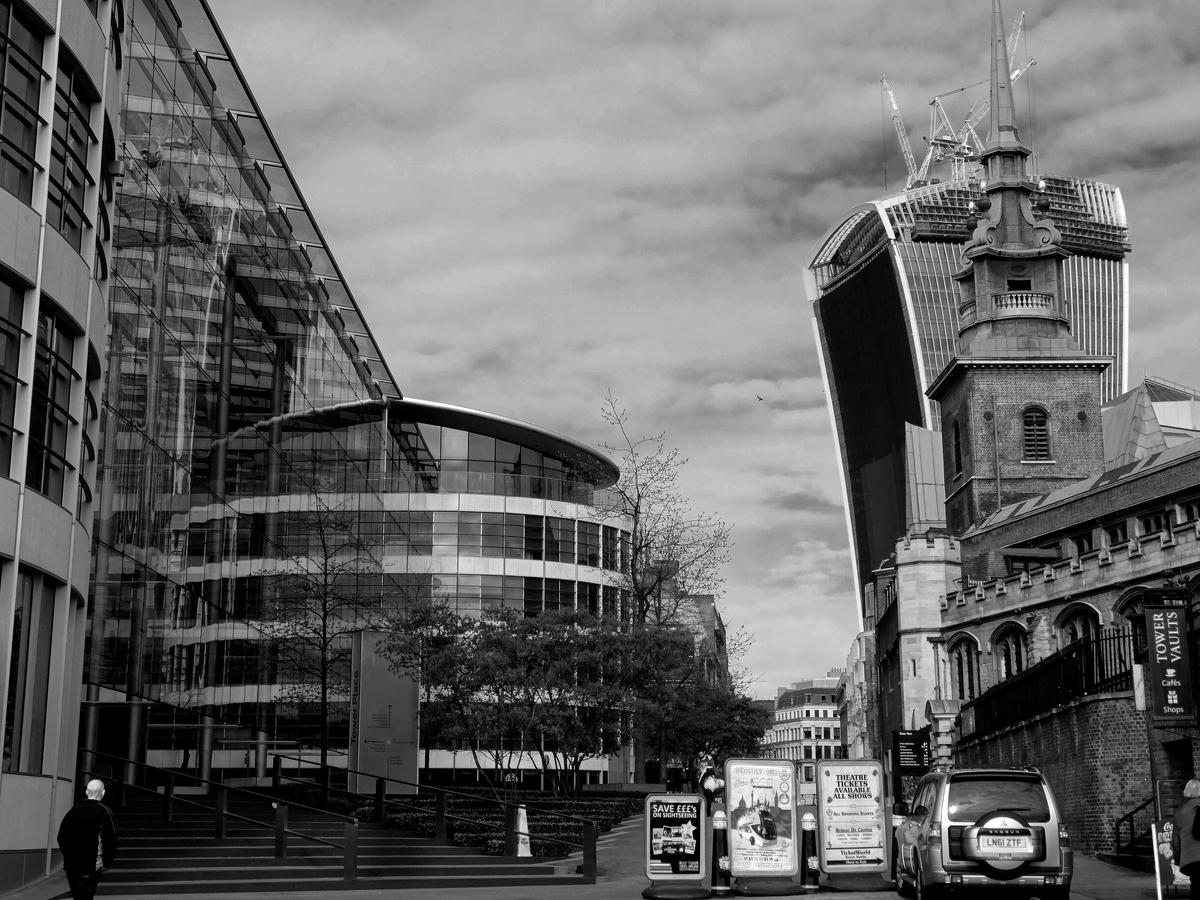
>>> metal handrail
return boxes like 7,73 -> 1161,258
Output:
1114,796 -> 1154,857
269,753 -> 598,874
82,750 -> 360,881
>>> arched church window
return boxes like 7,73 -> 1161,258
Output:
1023,407 -> 1050,460
994,627 -> 1027,681
1060,606 -> 1098,646
949,638 -> 979,701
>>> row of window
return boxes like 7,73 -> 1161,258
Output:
766,747 -> 847,765
947,606 -> 1104,701
774,726 -> 840,742
168,512 -> 629,571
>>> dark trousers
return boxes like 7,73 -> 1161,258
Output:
1183,861 -> 1200,900
65,869 -> 101,900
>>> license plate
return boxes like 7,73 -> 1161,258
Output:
981,836 -> 1029,851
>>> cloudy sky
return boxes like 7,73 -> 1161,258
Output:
206,0 -> 1200,697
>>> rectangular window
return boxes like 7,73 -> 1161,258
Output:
480,512 -> 504,558
803,745 -> 812,760
481,575 -> 504,611
3,573 -> 55,774
579,581 -> 599,616
0,2 -> 43,205
545,517 -> 573,562
803,727 -> 811,739
431,511 -> 457,555
26,308 -> 76,505
0,277 -> 21,474
544,578 -> 573,612
602,526 -> 619,570
48,57 -> 96,252
577,522 -> 600,566
521,514 -> 543,560
522,577 -> 543,618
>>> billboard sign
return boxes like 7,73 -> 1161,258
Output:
815,760 -> 888,873
893,730 -> 931,776
1144,606 -> 1196,723
724,759 -> 798,877
348,630 -> 420,794
644,794 -> 705,881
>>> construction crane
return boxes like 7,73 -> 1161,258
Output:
881,76 -> 918,188
891,12 -> 1036,188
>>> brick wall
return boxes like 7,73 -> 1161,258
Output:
954,692 -> 1150,854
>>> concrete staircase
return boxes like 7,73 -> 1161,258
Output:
100,793 -> 592,894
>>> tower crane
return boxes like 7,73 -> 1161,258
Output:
891,11 -> 1036,188
881,77 -> 918,189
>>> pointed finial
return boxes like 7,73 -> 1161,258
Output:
987,0 -> 1024,151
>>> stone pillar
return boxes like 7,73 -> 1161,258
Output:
925,700 -> 962,764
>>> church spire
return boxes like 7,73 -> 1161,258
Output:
986,0 -> 1025,154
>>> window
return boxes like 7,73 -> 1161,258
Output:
1106,522 -> 1128,545
1022,407 -> 1050,460
1061,607 -> 1097,645
1140,514 -> 1168,536
579,582 -> 599,616
994,628 -> 1026,681
950,639 -> 979,701
803,746 -> 812,759
545,517 -> 574,562
952,421 -> 963,477
1182,502 -> 1200,524
803,765 -> 814,782
3,573 -> 55,774
1007,279 -> 1032,291
577,521 -> 600,566
1072,533 -> 1094,557
803,727 -> 811,740
544,578 -> 573,612
602,525 -> 619,570
0,277 -> 21,474
48,57 -> 97,252
26,307 -> 76,504
0,1 -> 42,204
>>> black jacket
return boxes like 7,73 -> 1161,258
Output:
57,799 -> 118,874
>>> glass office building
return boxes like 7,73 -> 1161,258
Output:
806,177 -> 1131,616
1,0 -> 625,888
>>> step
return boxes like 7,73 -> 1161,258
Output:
97,873 -> 592,894
104,860 -> 563,883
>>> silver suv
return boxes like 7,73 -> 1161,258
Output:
892,766 -> 1072,899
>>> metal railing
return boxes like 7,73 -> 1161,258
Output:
270,753 -> 597,877
963,627 -> 1135,739
82,750 -> 361,881
1114,796 -> 1154,858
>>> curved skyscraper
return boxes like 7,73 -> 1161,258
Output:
805,176 -> 1131,615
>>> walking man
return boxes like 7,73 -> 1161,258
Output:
57,779 -> 117,900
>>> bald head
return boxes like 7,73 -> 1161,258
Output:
85,779 -> 105,800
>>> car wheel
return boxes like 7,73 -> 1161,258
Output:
913,859 -> 941,900
894,843 -> 914,898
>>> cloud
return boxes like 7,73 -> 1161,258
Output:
207,0 -> 1200,694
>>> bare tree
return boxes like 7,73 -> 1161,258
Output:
593,394 -> 734,781
255,478 -> 383,790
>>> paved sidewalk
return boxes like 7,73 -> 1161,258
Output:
0,829 -> 1174,900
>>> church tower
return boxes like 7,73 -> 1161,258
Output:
927,0 -> 1109,533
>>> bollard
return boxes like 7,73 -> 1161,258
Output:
582,821 -> 597,878
504,805 -> 518,857
214,786 -> 227,840
162,773 -> 175,822
275,804 -> 288,858
343,820 -> 358,882
272,755 -> 281,790
435,792 -> 448,841
375,777 -> 386,824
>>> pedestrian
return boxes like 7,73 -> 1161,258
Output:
1171,778 -> 1200,899
56,779 -> 117,900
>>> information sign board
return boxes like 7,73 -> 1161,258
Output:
1145,606 -> 1196,723
893,730 -> 931,775
724,758 -> 798,877
815,759 -> 887,873
348,630 -> 420,794
644,794 -> 705,881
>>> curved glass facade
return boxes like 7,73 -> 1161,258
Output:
808,176 -> 1131,610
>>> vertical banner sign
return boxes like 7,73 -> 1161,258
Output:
644,794 -> 705,881
1154,818 -> 1191,892
725,759 -> 799,877
1144,606 -> 1196,723
815,759 -> 888,873
348,630 -> 420,794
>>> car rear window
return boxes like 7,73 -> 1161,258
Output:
945,774 -> 1050,823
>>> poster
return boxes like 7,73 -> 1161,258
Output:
348,630 -> 420,794
724,759 -> 799,877
644,794 -> 705,881
1154,819 -> 1191,891
815,760 -> 888,873
1144,606 -> 1196,723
